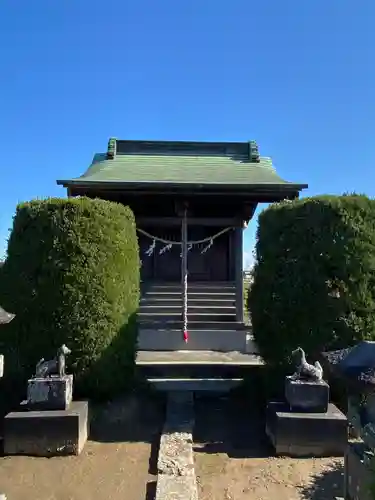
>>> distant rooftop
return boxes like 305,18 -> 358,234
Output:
57,138 -> 308,194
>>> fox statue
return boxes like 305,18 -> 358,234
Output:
291,347 -> 323,382
35,344 -> 71,378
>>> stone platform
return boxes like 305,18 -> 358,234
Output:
266,401 -> 347,457
4,401 -> 89,456
136,350 -> 264,392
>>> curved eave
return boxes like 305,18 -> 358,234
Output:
57,179 -> 308,193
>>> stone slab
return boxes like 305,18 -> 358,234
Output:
148,377 -> 243,392
266,401 -> 347,457
27,374 -> 73,410
4,401 -> 89,456
156,391 -> 197,500
158,432 -> 195,476
285,376 -> 329,413
136,349 -> 264,365
156,474 -> 198,500
138,328 -> 259,353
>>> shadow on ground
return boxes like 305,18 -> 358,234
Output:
193,393 -> 273,459
145,480 -> 157,500
300,461 -> 345,500
90,390 -> 165,446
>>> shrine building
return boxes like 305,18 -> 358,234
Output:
57,139 -> 307,391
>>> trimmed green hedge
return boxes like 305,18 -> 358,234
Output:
0,197 -> 140,399
249,195 -> 375,367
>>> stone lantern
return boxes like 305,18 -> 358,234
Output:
322,341 -> 375,500
0,306 -> 15,378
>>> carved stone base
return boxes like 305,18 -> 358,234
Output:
285,376 -> 329,413
27,374 -> 73,411
4,401 -> 89,457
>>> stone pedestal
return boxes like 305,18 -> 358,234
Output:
285,376 -> 329,413
27,375 -> 73,410
3,401 -> 89,456
266,401 -> 347,457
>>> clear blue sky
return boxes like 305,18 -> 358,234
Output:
1,1 -> 374,266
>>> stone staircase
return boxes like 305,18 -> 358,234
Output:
136,350 -> 263,392
136,281 -> 262,392
139,281 -> 237,323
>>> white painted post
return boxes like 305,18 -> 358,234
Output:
0,354 -> 4,378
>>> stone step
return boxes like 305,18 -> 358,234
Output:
136,349 -> 263,365
143,287 -> 236,292
142,284 -> 236,294
138,312 -> 236,322
141,364 -> 250,380
136,350 -> 264,366
141,295 -> 236,303
143,289 -> 236,294
148,378 -> 243,392
138,320 -> 246,329
136,350 -> 263,380
139,305 -> 236,314
138,328 -> 257,352
140,300 -> 236,309
142,281 -> 235,287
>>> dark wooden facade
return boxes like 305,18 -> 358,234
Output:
71,190 -> 250,285
138,226 -> 232,282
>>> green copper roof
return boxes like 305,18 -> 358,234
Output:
57,139 -> 307,190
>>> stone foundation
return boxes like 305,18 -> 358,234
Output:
266,401 -> 347,457
4,401 -> 89,456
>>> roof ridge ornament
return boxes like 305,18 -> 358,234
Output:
248,140 -> 260,162
107,137 -> 117,159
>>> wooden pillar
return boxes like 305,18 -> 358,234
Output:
234,227 -> 244,323
228,229 -> 233,280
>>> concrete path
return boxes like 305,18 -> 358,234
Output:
156,391 -> 198,500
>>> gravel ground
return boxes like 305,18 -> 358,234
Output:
0,393 -> 164,500
0,391 -> 345,500
194,394 -> 344,500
